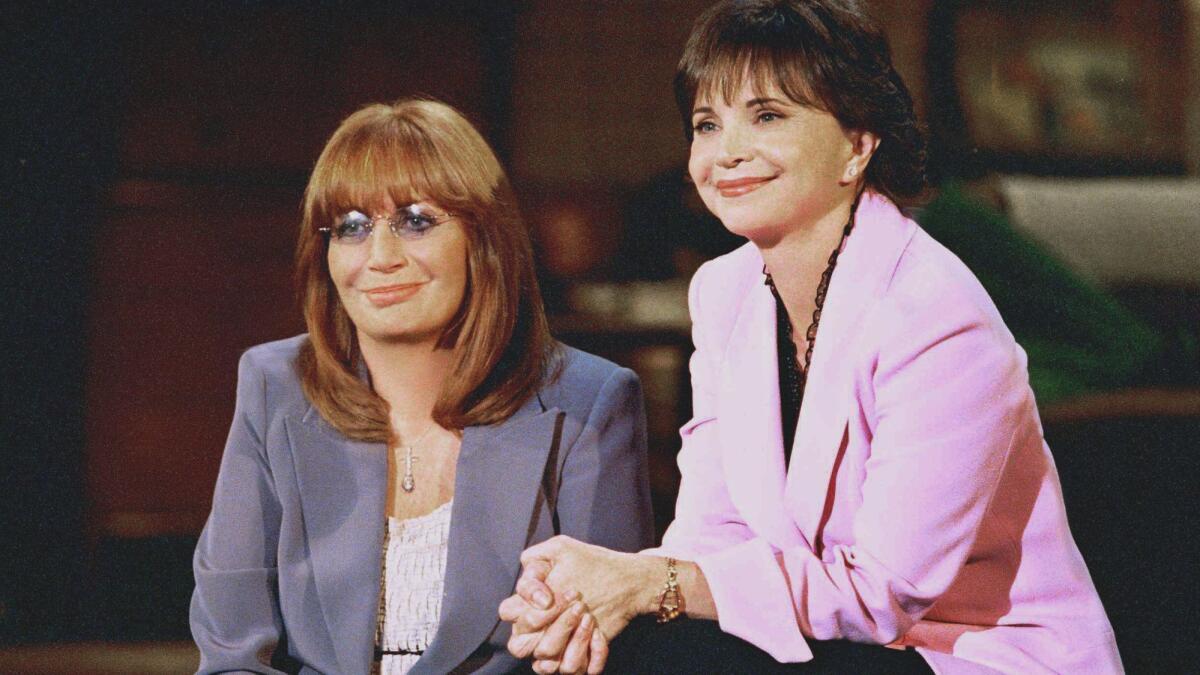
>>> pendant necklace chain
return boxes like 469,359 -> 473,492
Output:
397,423 -> 436,493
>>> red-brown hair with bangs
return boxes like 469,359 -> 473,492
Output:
675,0 -> 927,205
295,99 -> 557,442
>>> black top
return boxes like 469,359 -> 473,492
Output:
770,281 -> 805,467
764,194 -> 858,469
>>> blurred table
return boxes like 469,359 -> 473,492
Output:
0,642 -> 197,675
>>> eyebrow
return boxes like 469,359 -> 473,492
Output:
691,97 -> 787,117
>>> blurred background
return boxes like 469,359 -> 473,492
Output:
4,0 -> 1199,672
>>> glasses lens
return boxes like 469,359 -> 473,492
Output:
392,205 -> 441,240
332,211 -> 372,244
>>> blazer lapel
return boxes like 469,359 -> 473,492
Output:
285,409 -> 387,675
716,278 -> 801,547
415,396 -> 565,675
786,193 -> 918,542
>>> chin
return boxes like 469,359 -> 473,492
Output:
705,196 -> 777,239
361,325 -> 439,345
715,211 -> 783,241
360,308 -> 458,346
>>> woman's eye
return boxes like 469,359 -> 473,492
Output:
335,212 -> 371,239
399,213 -> 437,237
693,120 -> 718,135
757,111 -> 781,123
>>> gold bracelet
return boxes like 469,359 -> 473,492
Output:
656,557 -> 681,623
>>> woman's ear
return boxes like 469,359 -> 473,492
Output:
840,129 -> 880,185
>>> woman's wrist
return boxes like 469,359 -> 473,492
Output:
629,557 -> 717,621
630,554 -> 678,617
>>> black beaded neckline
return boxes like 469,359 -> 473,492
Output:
764,199 -> 858,464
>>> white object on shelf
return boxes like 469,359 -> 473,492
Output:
999,176 -> 1200,286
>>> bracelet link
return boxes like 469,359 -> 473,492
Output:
656,557 -> 681,623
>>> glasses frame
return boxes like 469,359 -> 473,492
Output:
318,203 -> 458,245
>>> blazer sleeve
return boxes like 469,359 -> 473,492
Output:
554,367 -> 655,553
190,350 -> 290,674
648,262 -> 759,559
693,286 -> 1031,658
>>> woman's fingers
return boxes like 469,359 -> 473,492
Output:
507,628 -> 543,660
498,593 -> 529,623
586,625 -> 608,675
558,612 -> 595,675
532,600 -> 586,661
520,588 -> 579,634
499,593 -> 552,660
516,559 -> 555,609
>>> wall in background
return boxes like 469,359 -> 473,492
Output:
1190,0 -> 1200,173
508,0 -> 932,192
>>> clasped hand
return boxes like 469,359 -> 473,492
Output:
498,535 -> 654,674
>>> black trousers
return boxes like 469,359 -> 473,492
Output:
602,616 -> 932,674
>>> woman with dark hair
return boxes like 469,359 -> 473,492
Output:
190,99 -> 653,674
500,2 -> 1120,673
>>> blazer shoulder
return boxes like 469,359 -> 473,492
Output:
891,231 -> 1003,318
877,229 -> 1018,352
540,344 -> 639,420
692,241 -> 761,296
687,241 -> 762,345
236,334 -> 311,417
241,332 -> 307,365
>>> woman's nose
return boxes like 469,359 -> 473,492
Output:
367,224 -> 409,272
716,123 -> 751,168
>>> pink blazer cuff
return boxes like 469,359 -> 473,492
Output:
695,537 -> 813,663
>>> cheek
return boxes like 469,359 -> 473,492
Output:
427,234 -> 470,296
687,143 -> 710,186
326,247 -> 361,294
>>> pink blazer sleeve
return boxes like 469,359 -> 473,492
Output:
667,258 -> 1033,662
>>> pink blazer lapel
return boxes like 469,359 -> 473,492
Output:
785,193 -> 919,541
715,269 -> 806,548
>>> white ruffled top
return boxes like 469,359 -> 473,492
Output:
372,500 -> 453,675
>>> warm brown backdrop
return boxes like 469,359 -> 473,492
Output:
5,1 -> 1196,666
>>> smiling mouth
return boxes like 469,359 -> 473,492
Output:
365,283 -> 425,307
715,176 -> 776,198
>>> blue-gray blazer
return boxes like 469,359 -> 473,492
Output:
190,335 -> 653,674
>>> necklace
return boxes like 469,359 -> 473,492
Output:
396,424 -> 436,493
764,197 -> 858,463
765,207 -> 857,372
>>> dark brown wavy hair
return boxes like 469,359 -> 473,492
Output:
675,0 -> 927,205
295,99 -> 558,442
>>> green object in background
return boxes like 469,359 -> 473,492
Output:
917,182 -> 1165,405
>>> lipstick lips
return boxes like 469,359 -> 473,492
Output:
715,175 -> 776,198
365,282 -> 425,307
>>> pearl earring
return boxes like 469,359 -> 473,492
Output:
848,166 -> 858,177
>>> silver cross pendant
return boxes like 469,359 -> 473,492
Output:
402,444 -> 417,492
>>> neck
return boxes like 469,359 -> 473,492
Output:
357,332 -> 456,438
757,193 -> 857,321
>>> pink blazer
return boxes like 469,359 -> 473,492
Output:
651,193 -> 1122,674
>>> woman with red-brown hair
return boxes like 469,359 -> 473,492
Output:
190,99 -> 653,674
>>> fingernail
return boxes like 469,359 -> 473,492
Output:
571,601 -> 584,615
580,613 -> 592,629
534,590 -> 552,609
564,589 -> 581,601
